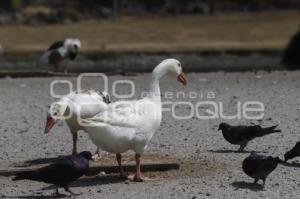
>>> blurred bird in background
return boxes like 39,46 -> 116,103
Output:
41,38 -> 81,73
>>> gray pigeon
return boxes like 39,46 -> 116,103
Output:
13,151 -> 93,196
242,153 -> 280,185
284,141 -> 300,162
218,123 -> 281,151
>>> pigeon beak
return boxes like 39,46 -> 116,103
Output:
177,72 -> 187,86
44,116 -> 56,134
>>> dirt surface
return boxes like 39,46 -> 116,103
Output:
0,11 -> 299,53
0,71 -> 300,198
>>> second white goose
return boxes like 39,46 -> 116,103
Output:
44,90 -> 110,156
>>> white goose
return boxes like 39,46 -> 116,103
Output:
81,58 -> 187,181
44,90 -> 110,155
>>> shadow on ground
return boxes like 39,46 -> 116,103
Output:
280,161 -> 300,168
43,175 -> 123,190
231,181 -> 264,191
25,156 -> 69,166
4,175 -> 123,198
12,156 -> 70,168
208,149 -> 267,154
1,194 -> 67,199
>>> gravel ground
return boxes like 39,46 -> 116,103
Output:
0,71 -> 299,198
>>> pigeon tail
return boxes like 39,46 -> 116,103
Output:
256,125 -> 281,137
13,171 -> 36,181
284,148 -> 298,162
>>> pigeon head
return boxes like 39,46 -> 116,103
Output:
218,122 -> 230,131
78,151 -> 93,161
44,101 -> 69,134
284,151 -> 294,162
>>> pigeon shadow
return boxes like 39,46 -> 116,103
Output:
231,181 -> 264,191
71,175 -> 123,187
2,194 -> 67,199
280,161 -> 300,168
6,176 -> 123,198
208,149 -> 266,154
41,175 -> 123,191
22,156 -> 69,167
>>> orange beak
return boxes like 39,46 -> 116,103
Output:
44,115 -> 56,134
177,72 -> 187,86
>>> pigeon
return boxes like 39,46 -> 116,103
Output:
242,153 -> 280,185
41,38 -> 81,73
284,141 -> 300,162
13,151 -> 93,196
218,123 -> 281,151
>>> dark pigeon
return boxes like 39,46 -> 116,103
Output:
218,123 -> 281,151
47,41 -> 65,67
243,153 -> 280,185
49,50 -> 63,65
13,151 -> 93,196
69,52 -> 78,60
284,141 -> 300,162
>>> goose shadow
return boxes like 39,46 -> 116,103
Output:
280,161 -> 300,168
231,181 -> 264,191
208,149 -> 267,154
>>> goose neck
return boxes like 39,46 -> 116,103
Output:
148,74 -> 161,99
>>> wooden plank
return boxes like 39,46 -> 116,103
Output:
0,163 -> 180,177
